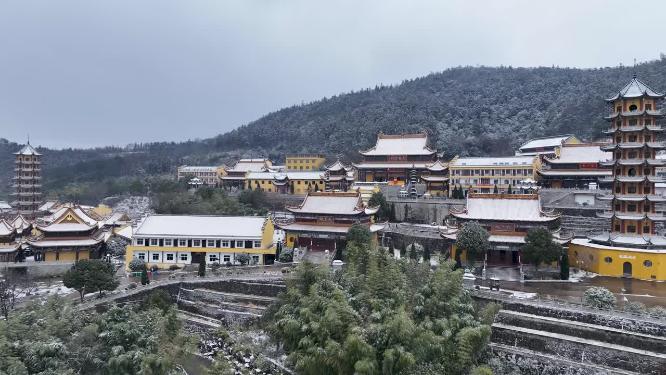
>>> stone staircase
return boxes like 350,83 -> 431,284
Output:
490,306 -> 666,374
176,280 -> 284,325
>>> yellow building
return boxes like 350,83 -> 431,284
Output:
571,77 -> 666,280
125,215 -> 275,270
245,171 -> 326,194
569,239 -> 665,280
286,154 -> 326,171
448,155 -> 540,196
28,205 -> 104,262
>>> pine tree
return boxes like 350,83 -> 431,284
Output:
507,184 -> 513,194
423,242 -> 431,261
493,184 -> 498,194
389,203 -> 396,222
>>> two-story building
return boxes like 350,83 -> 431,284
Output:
286,154 -> 326,171
277,192 -> 382,255
354,132 -> 438,184
245,171 -> 326,194
177,165 -> 227,186
448,156 -> 539,196
221,159 -> 273,189
441,193 -> 565,266
125,215 -> 276,270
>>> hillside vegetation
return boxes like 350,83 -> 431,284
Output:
3,57 -> 666,201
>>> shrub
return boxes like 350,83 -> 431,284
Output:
225,261 -> 232,267
168,264 -> 180,271
127,282 -> 137,290
236,253 -> 251,266
278,248 -> 294,263
129,258 -> 146,272
211,262 -> 222,272
648,306 -> 666,318
583,287 -> 616,309
624,301 -> 646,314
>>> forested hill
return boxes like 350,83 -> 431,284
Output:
214,58 -> 666,158
3,57 -> 666,201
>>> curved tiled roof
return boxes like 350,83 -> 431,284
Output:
606,77 -> 665,102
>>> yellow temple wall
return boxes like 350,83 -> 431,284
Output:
569,241 -> 666,280
44,250 -> 90,262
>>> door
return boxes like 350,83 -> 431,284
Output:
623,261 -> 633,277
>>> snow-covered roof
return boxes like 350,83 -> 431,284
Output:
11,215 -> 31,231
518,135 -> 574,152
28,238 -> 103,248
0,220 -> 15,236
326,160 -> 351,172
246,171 -> 324,180
287,192 -> 367,215
426,160 -> 448,172
451,156 -> 535,167
354,162 -> 431,169
226,159 -> 272,173
452,194 -> 558,222
38,223 -> 95,233
606,77 -> 665,102
0,201 -> 12,210
134,215 -> 269,239
538,170 -> 611,177
14,143 -> 41,156
41,206 -> 99,227
546,144 -> 612,164
38,201 -> 58,212
114,225 -> 133,240
279,222 -> 384,234
360,133 -> 435,156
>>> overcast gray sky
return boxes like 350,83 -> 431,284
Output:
1,0 -> 665,148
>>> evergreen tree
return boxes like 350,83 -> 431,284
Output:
423,242 -> 431,261
389,203 -> 397,222
141,267 -> 150,285
455,221 -> 489,268
493,184 -> 498,193
64,259 -> 119,300
560,251 -> 570,280
198,256 -> 206,277
404,204 -> 410,221
522,228 -> 562,271
507,184 -> 513,194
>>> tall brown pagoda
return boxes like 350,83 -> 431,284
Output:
11,143 -> 42,217
595,76 -> 666,247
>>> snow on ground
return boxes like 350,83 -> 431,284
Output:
15,281 -> 74,300
568,268 -> 598,282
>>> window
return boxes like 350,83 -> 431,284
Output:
616,106 -> 622,112
604,256 -> 613,264
222,240 -> 230,248
645,118 -> 653,125
628,225 -> 637,233
193,239 -> 202,247
628,186 -> 637,194
136,238 -> 145,246
137,252 -> 146,261
223,255 -> 231,262
628,135 -> 637,142
644,226 -> 651,233
627,204 -> 636,212
207,240 -> 216,247
252,255 -> 260,264
253,240 -> 262,248
180,253 -> 188,261
209,254 -> 219,263
629,104 -> 638,112
646,103 -> 653,111
152,253 -> 160,261
644,260 -> 653,268
150,238 -> 158,246
628,119 -> 637,126
166,253 -> 174,261
164,239 -> 173,246
245,241 -> 253,249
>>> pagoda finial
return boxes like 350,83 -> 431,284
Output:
633,58 -> 637,79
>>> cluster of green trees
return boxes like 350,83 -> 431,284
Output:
368,192 -> 394,222
62,259 -> 119,301
153,185 -> 268,216
0,293 -> 191,375
266,224 -> 495,375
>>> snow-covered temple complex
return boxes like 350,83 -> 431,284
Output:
537,143 -> 613,188
441,193 -> 566,266
570,76 -> 666,280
